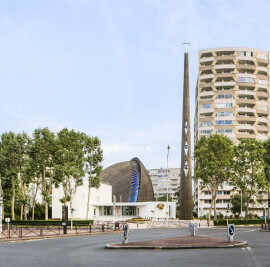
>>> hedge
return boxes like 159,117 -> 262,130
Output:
214,219 -> 270,226
1,220 -> 94,226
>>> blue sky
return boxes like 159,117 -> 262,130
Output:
1,0 -> 270,169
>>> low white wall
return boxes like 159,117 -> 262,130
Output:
138,202 -> 176,219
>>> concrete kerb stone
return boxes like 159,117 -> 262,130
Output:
105,235 -> 248,250
105,241 -> 248,250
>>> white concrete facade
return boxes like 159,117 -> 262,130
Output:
52,182 -> 176,220
148,168 -> 180,201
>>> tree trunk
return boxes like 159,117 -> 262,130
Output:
24,205 -> 27,220
213,195 -> 217,220
208,198 -> 213,223
245,198 -> 250,219
45,202 -> 48,220
20,205 -> 23,220
32,184 -> 39,220
2,201 -> 4,219
268,177 -> 270,219
86,179 -> 91,220
11,175 -> 15,220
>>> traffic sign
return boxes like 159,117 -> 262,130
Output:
227,224 -> 235,237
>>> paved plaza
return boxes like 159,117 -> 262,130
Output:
0,227 -> 269,267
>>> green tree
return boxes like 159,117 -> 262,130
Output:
17,132 -> 31,220
55,128 -> 86,220
232,138 -> 267,219
230,193 -> 246,216
194,134 -> 234,221
1,132 -> 20,220
83,135 -> 103,219
263,139 -> 270,219
157,194 -> 173,202
28,128 -> 56,220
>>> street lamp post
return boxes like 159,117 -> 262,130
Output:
166,145 -> 170,221
240,190 -> 242,220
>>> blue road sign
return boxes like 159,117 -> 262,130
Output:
228,224 -> 235,237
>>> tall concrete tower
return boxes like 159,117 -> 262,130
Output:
179,52 -> 193,220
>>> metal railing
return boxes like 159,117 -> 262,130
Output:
0,222 -> 126,240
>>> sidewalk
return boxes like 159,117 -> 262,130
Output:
0,229 -> 122,243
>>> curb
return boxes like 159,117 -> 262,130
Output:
0,230 -> 123,243
105,241 -> 248,249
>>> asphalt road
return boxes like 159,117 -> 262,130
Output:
0,227 -> 269,267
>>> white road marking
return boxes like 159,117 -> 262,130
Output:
246,247 -> 262,267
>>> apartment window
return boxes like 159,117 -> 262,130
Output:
223,191 -> 230,195
216,120 -> 233,125
216,103 -> 233,108
216,200 -> 222,204
201,121 -> 213,127
101,206 -> 113,216
257,79 -> 268,85
238,51 -> 253,57
201,104 -> 212,109
257,53 -> 267,60
122,206 -> 137,216
237,77 -> 254,83
204,200 -> 211,204
257,104 -> 268,110
204,191 -> 211,195
216,95 -> 234,99
223,200 -> 230,204
216,112 -> 234,117
217,191 -> 222,195
216,129 -> 233,134
238,51 -> 245,56
216,87 -> 232,91
200,130 -> 213,135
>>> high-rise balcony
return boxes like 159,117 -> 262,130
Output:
237,133 -> 256,139
236,99 -> 256,105
199,57 -> 214,63
214,81 -> 235,87
257,91 -> 269,98
214,64 -> 235,70
236,107 -> 256,113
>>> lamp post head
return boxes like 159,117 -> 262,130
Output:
167,145 -> 170,150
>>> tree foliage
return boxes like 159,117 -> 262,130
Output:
194,134 -> 234,221
232,138 -> 267,219
230,193 -> 246,216
83,135 -> 103,219
0,127 -> 103,220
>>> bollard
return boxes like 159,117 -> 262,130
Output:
123,224 -> 129,244
89,225 -> 91,233
102,224 -> 104,232
19,228 -> 22,238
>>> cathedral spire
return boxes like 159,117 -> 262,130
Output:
179,52 -> 193,220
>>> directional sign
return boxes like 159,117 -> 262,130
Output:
228,224 -> 235,237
